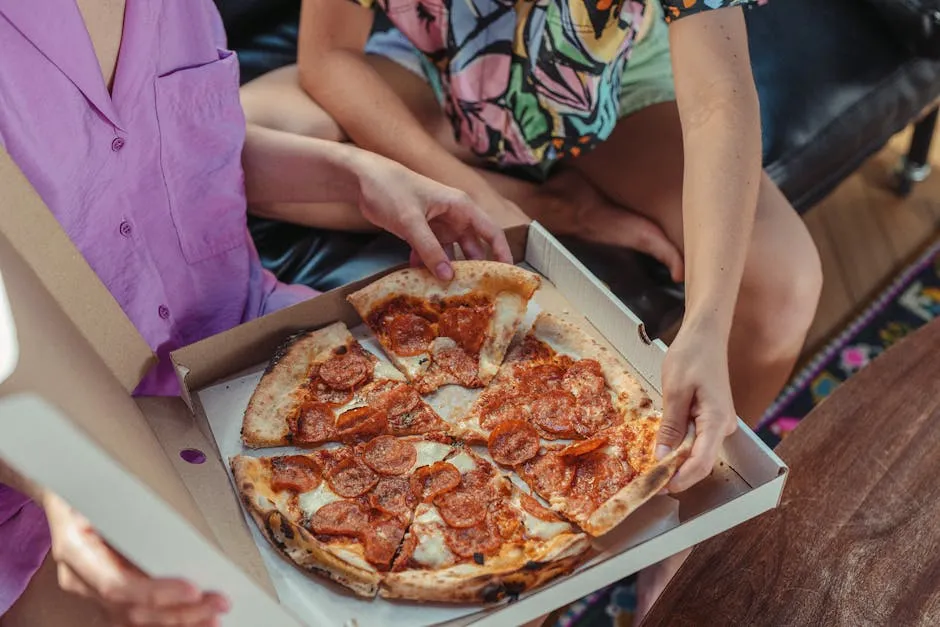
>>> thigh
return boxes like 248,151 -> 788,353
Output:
240,64 -> 346,140
571,101 -> 812,278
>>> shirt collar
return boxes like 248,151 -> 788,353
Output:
0,0 -> 123,129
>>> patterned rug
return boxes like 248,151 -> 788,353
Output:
547,234 -> 940,627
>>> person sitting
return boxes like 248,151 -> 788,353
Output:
0,1 -> 510,625
236,0 -> 823,617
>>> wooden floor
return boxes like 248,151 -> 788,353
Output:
801,126 -> 940,355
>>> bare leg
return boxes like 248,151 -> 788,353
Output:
2,556 -> 109,627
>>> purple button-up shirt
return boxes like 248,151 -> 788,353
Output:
0,0 -> 314,610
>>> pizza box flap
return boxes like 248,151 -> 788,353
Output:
0,230 -> 221,556
0,148 -> 155,393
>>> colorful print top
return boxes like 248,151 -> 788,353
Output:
355,0 -> 764,174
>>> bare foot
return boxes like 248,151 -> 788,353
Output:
634,548 -> 692,625
523,169 -> 685,282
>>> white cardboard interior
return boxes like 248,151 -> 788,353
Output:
0,222 -> 787,627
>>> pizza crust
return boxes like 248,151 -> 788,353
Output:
241,322 -> 352,447
530,313 -> 657,418
230,455 -> 381,597
581,430 -> 694,535
380,532 -> 589,603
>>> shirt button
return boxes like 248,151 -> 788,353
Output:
111,137 -> 125,152
158,305 -> 170,320
118,221 -> 132,237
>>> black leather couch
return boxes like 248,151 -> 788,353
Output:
219,0 -> 940,338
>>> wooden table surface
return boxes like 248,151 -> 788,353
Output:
645,317 -> 940,627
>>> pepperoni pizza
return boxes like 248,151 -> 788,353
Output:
230,262 -> 690,604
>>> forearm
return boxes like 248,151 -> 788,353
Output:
679,86 -> 761,338
671,8 -> 761,340
299,51 -> 488,193
0,457 -> 44,504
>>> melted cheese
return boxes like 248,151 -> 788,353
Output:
297,483 -> 341,517
522,512 -> 571,541
447,451 -> 477,474
414,505 -> 446,526
374,359 -> 406,382
412,531 -> 454,568
412,440 -> 452,471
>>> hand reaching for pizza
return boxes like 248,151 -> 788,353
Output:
656,328 -> 738,492
43,492 -> 229,627
355,154 -> 514,281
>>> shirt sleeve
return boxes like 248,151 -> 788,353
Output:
660,0 -> 767,23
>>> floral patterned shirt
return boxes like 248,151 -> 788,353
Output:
354,0 -> 764,175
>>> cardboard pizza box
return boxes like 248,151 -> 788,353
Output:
0,153 -> 788,626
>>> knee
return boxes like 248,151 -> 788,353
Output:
738,221 -> 823,360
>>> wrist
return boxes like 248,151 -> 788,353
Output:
679,305 -> 734,344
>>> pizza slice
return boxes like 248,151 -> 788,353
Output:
382,446 -> 590,603
231,435 -> 455,596
455,313 -> 691,535
241,322 -> 447,448
346,261 -> 541,394
454,312 -> 657,444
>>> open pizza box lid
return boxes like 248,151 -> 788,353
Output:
0,151 -> 788,627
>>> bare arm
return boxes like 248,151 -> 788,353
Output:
242,123 -> 375,230
296,0 -> 506,207
656,7 -> 762,491
670,7 -> 761,341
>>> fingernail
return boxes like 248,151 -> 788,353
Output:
435,262 -> 453,281
655,444 -> 671,461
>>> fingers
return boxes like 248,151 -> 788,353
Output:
468,210 -> 513,264
656,379 -> 693,462
458,234 -> 486,261
402,215 -> 454,280
668,417 -> 725,493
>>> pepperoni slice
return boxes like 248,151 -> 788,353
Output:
410,462 -> 461,501
389,404 -> 444,435
386,313 -> 435,356
572,451 -> 631,504
392,532 -> 419,572
520,452 -> 575,497
490,501 -> 523,541
270,455 -> 321,493
520,493 -> 562,522
530,390 -> 579,438
562,360 -> 607,399
435,490 -> 487,528
335,406 -> 388,441
487,420 -> 541,467
478,395 -> 526,431
438,305 -> 491,355
517,336 -> 554,362
362,436 -> 417,476
309,500 -> 368,537
516,363 -> 566,394
434,346 -> 479,386
363,515 -> 407,568
318,347 -> 373,390
382,384 -> 422,417
326,457 -> 379,498
444,522 -> 502,558
573,398 -> 617,437
308,379 -> 353,406
293,402 -> 334,445
560,436 -> 608,459
369,477 -> 415,520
